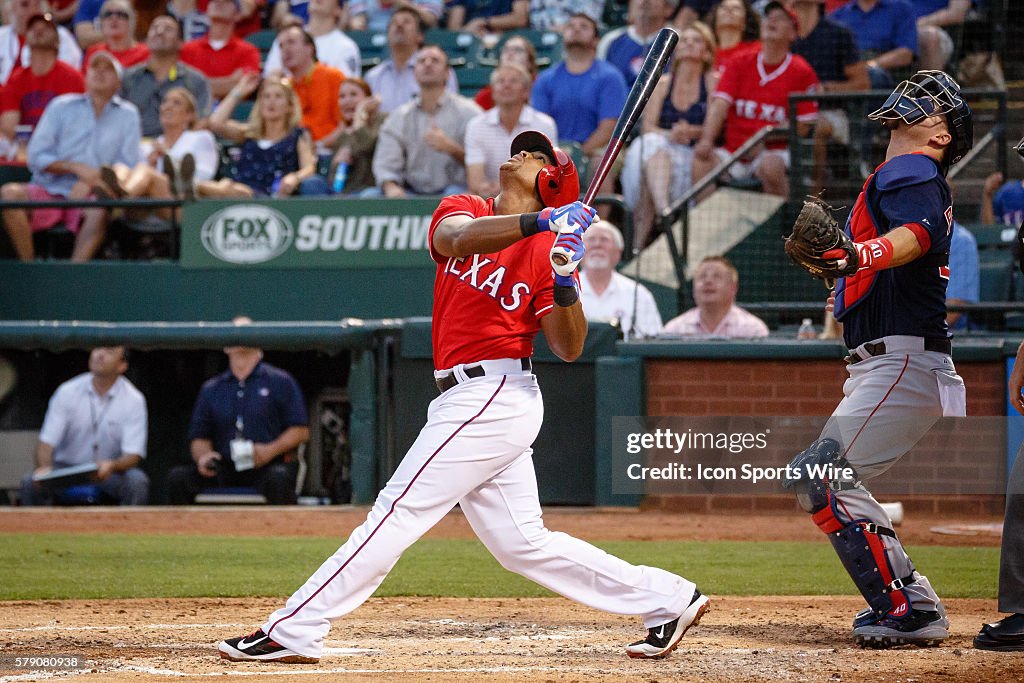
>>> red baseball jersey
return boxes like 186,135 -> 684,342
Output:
428,194 -> 558,369
179,35 -> 260,79
1,60 -> 84,126
713,49 -> 819,152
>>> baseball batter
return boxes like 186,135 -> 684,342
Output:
218,131 -> 709,663
784,70 -> 973,648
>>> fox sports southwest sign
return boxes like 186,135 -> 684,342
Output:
185,199 -> 437,269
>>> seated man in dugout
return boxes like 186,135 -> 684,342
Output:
20,346 -> 149,506
166,319 -> 310,505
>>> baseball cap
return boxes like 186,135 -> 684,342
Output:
511,130 -> 556,163
88,50 -> 124,80
763,1 -> 800,32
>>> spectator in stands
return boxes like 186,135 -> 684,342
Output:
323,77 -> 385,195
707,0 -> 759,75
446,0 -> 528,37
74,0 -> 106,48
48,0 -> 79,26
1,0 -> 82,84
946,220 -> 979,332
267,26 -> 344,144
99,87 -> 217,209
179,0 -> 261,99
1,51 -> 140,261
364,8 -> 459,114
691,1 -> 818,200
370,44 -> 481,197
528,0 -> 602,31
981,172 -> 1024,228
166,0 -> 210,41
621,21 -> 714,247
270,0 -> 310,28
196,73 -> 317,197
598,0 -> 677,87
19,346 -> 149,506
532,13 -> 628,197
828,0 -> 916,89
264,0 -> 362,78
197,0 -> 265,38
347,0 -> 440,32
580,221 -> 664,339
81,0 -> 150,71
788,0 -> 868,191
672,0 -> 716,27
473,34 -> 537,110
662,255 -> 769,337
913,0 -> 969,71
464,63 -> 557,198
167,319 -> 310,506
0,13 -> 85,157
121,15 -> 211,138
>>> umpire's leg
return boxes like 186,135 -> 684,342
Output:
999,449 -> 1024,613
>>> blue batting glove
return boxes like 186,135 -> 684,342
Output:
550,226 -> 585,286
537,201 -> 597,234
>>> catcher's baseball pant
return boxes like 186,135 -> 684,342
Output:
1000,445 -> 1024,614
820,339 -> 965,611
262,370 -> 694,658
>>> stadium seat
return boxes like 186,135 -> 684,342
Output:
245,28 -> 278,62
349,30 -> 389,69
424,28 -> 480,67
455,64 -> 493,98
230,100 -> 254,123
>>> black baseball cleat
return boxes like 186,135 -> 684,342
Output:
625,589 -> 710,659
218,629 -> 319,663
974,613 -> 1024,652
853,609 -> 948,649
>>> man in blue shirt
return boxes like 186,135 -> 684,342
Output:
0,50 -> 140,261
946,220 -> 979,332
597,0 -> 675,87
829,0 -> 917,88
167,321 -> 310,505
532,13 -> 628,195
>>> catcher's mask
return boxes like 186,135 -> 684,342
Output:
868,69 -> 973,173
510,130 -> 580,208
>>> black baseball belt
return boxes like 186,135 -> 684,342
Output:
846,338 -> 951,365
435,357 -> 532,393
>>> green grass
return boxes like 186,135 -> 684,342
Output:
0,533 -> 999,601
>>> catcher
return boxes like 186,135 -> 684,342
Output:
783,71 -> 973,648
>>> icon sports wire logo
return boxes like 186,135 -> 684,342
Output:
200,205 -> 294,264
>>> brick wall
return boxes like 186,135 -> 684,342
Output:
643,357 -> 1008,514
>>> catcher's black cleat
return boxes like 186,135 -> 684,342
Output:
218,629 -> 319,663
625,589 -> 710,659
853,609 -> 948,649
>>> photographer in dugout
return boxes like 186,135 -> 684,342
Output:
783,70 -> 972,648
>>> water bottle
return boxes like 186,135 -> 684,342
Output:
270,170 -> 283,195
797,318 -> 816,340
332,162 -> 348,194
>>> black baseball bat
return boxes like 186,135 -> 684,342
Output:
552,27 -> 678,266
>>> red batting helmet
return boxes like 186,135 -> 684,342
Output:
510,131 -> 580,208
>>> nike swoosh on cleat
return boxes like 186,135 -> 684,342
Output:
236,635 -> 269,650
654,625 -> 666,639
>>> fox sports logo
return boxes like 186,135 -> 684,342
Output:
200,205 -> 294,264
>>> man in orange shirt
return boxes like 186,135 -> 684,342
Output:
272,25 -> 344,144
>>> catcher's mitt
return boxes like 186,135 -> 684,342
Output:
783,197 -> 857,285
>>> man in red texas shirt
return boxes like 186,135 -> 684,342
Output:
218,131 -> 710,664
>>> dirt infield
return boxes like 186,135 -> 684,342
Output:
0,508 -> 1017,682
